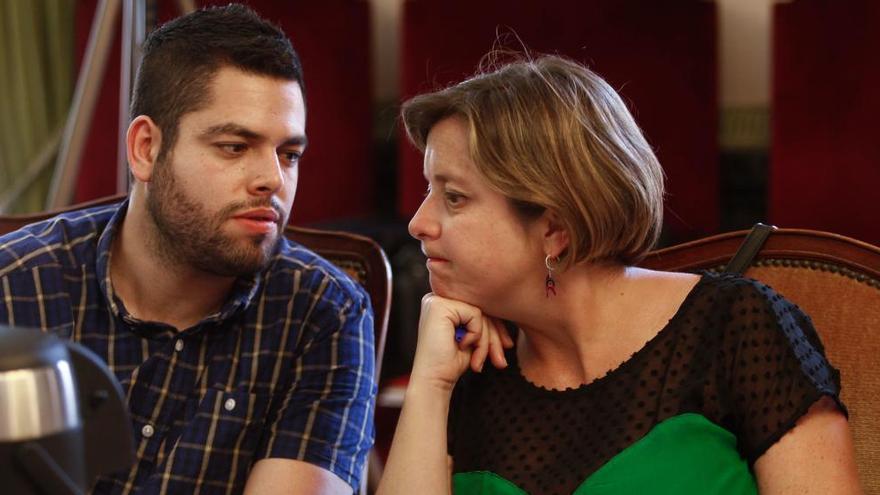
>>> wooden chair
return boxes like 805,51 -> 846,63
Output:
0,195 -> 392,493
640,227 -> 880,493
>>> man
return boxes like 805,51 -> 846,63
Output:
0,5 -> 374,494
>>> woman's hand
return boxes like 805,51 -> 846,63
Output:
380,293 -> 506,495
409,293 -> 514,392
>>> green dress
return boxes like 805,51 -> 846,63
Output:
447,273 -> 844,494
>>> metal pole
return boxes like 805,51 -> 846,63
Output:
117,0 -> 146,195
46,0 -> 121,209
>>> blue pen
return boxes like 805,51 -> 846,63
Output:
454,324 -> 467,343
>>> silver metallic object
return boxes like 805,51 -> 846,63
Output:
0,326 -> 134,494
0,362 -> 80,442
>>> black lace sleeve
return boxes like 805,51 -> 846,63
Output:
716,277 -> 845,463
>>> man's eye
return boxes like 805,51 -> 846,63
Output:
280,150 -> 303,165
219,143 -> 247,154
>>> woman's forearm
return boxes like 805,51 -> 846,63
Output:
376,378 -> 454,495
378,295 -> 509,494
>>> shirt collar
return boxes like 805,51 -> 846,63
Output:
95,198 -> 264,332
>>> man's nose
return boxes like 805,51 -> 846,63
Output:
249,151 -> 285,195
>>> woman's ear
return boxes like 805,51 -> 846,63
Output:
540,209 -> 570,258
126,116 -> 163,183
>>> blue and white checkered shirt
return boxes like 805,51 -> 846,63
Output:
0,200 -> 375,493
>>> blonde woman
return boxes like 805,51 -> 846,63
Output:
377,55 -> 861,495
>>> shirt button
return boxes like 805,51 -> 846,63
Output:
141,424 -> 155,438
174,340 -> 184,352
224,398 -> 236,411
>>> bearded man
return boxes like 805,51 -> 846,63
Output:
0,5 -> 374,494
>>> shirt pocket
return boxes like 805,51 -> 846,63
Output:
169,387 -> 271,491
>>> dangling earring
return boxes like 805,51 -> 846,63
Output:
545,254 -> 558,298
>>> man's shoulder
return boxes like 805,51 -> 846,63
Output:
0,202 -> 120,277
266,237 -> 370,307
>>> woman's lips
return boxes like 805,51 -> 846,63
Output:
426,257 -> 449,268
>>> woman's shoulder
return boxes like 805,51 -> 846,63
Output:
637,268 -> 792,314
625,267 -> 702,289
641,269 -> 824,361
686,270 -> 804,321
631,267 -> 778,296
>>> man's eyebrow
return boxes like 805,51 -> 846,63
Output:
199,123 -> 307,148
200,123 -> 261,140
281,135 -> 308,149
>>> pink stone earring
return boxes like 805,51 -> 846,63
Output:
545,255 -> 559,297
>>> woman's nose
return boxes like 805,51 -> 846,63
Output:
408,195 -> 439,240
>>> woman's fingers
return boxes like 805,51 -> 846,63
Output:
469,317 -> 491,372
417,294 -> 512,378
487,319 -> 508,369
497,320 -> 514,348
456,320 -> 481,349
456,316 -> 510,371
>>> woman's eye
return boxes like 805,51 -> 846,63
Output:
445,191 -> 465,206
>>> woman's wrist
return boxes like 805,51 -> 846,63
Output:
406,371 -> 458,399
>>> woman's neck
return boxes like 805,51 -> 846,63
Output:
513,265 -> 701,389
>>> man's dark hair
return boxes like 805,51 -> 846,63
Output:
131,4 -> 304,159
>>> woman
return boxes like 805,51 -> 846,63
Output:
377,55 -> 861,494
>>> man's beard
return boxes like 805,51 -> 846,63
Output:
146,158 -> 286,277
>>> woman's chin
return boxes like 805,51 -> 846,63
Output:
428,278 -> 457,300
429,284 -> 451,299
429,282 -> 484,308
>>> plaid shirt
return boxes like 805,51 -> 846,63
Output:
0,200 -> 376,494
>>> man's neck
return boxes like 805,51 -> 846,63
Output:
110,202 -> 236,331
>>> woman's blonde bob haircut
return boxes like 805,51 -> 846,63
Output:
401,54 -> 665,267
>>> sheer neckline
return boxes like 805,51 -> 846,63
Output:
506,272 -> 711,395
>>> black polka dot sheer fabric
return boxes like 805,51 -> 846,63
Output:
447,272 -> 844,495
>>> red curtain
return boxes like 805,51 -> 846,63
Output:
771,0 -> 880,244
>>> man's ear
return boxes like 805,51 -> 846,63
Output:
126,116 -> 162,182
540,209 -> 570,258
